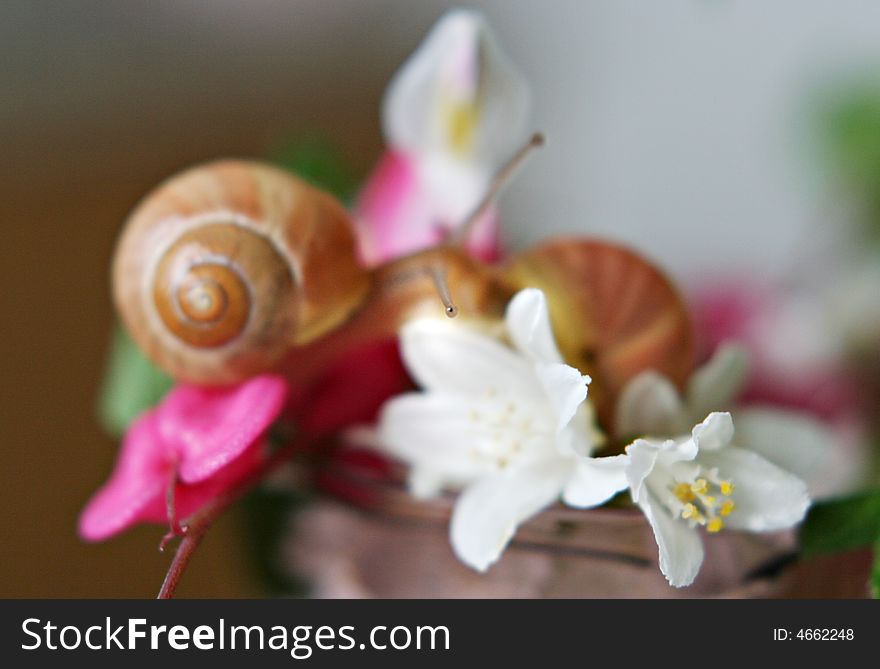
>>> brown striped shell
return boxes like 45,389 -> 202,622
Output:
112,160 -> 371,384
501,238 -> 693,434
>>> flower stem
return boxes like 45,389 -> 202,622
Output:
156,438 -> 305,599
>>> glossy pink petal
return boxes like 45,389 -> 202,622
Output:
172,440 -> 266,519
78,410 -> 171,541
158,374 -> 288,484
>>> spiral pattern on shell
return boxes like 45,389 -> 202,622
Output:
112,160 -> 370,384
151,222 -> 286,349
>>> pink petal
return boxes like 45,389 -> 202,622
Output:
738,367 -> 859,422
355,150 -> 500,264
173,440 -> 267,518
689,280 -> 769,361
78,410 -> 171,541
355,150 -> 419,264
158,375 -> 288,484
296,339 -> 412,437
690,281 -> 857,420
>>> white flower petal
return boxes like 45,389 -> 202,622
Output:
615,371 -> 688,439
505,288 -> 564,364
657,436 -> 699,466
697,446 -> 810,532
378,393 -> 487,484
640,494 -> 705,588
624,439 -> 661,504
557,402 -> 601,457
379,393 -> 474,453
691,411 -> 734,452
535,362 -> 590,435
400,318 -> 534,396
733,407 -> 849,500
450,460 -> 568,571
686,343 -> 749,420
409,466 -> 448,499
383,8 -> 529,166
562,455 -> 629,508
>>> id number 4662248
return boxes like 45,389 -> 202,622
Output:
773,629 -> 854,641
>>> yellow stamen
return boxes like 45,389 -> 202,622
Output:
672,472 -> 735,531
673,483 -> 695,503
691,479 -> 709,495
444,100 -> 478,156
681,503 -> 700,520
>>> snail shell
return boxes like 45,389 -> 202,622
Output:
113,160 -> 371,384
502,239 -> 693,433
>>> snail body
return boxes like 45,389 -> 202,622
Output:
113,159 -> 692,433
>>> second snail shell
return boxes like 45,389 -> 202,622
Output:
113,160 -> 370,384
503,239 -> 693,432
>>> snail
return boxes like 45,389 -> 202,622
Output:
113,161 -> 371,384
113,142 -> 693,435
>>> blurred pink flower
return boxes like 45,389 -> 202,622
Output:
354,9 -> 529,264
79,375 -> 288,541
690,280 -> 857,422
356,150 -> 499,263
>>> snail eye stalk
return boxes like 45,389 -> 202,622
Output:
429,265 -> 459,318
447,132 -> 545,247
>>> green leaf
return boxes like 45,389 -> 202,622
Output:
800,488 -> 880,557
97,324 -> 174,436
825,89 -> 880,186
872,536 -> 880,599
821,84 -> 880,241
270,135 -> 360,203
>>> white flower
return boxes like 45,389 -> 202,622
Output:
615,343 -> 750,439
615,342 -> 852,500
576,412 -> 810,587
584,343 -> 820,586
377,288 -> 600,571
382,8 -> 530,220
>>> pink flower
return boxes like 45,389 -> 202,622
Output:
690,280 -> 857,421
355,150 -> 499,264
79,375 -> 288,541
354,9 -> 529,264
689,280 -> 871,498
292,339 -> 413,439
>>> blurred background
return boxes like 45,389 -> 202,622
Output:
2,0 -> 879,597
